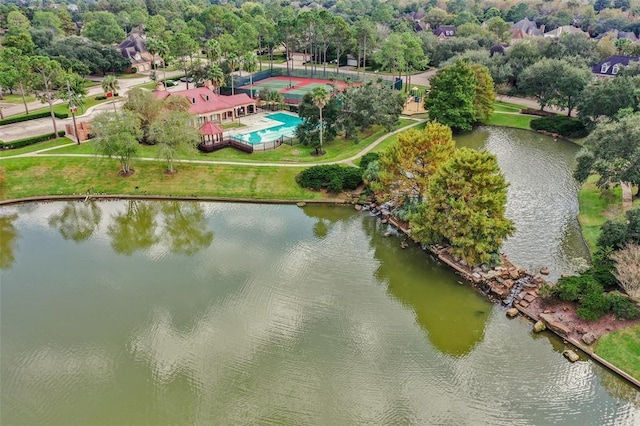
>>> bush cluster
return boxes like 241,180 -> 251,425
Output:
520,108 -> 557,117
95,93 -> 120,101
296,165 -> 363,193
530,116 -> 588,138
359,152 -> 379,171
1,131 -> 66,149
553,275 -> 639,321
0,110 -> 68,125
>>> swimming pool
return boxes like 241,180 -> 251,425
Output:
234,113 -> 303,145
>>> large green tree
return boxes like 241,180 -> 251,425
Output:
470,63 -> 495,124
411,148 -> 514,266
577,76 -> 640,125
30,56 -> 67,137
373,122 -> 456,205
123,87 -> 162,144
341,79 -> 405,135
148,110 -> 200,173
92,110 -> 142,176
425,59 -> 477,131
574,113 -> 640,192
83,11 -> 126,44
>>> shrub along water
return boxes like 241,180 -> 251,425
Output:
296,165 -> 363,193
530,116 -> 588,138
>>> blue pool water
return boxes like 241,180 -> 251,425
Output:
234,113 -> 302,144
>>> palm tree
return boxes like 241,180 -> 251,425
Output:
146,38 -> 162,77
207,64 -> 225,94
241,52 -> 258,97
205,39 -> 221,65
102,75 -> 120,96
312,86 -> 329,154
226,53 -> 238,95
155,40 -> 170,83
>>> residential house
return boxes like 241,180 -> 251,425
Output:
510,18 -> 544,40
117,27 -> 160,73
433,25 -> 456,39
544,25 -> 588,39
592,55 -> 639,77
595,29 -> 639,43
154,86 -> 257,124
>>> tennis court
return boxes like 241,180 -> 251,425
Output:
251,79 -> 301,91
239,76 -> 349,104
285,83 -> 336,97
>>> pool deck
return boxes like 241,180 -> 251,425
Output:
224,111 -> 299,140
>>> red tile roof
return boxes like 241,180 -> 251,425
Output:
153,87 -> 255,115
199,121 -> 223,135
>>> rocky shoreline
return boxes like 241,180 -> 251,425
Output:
361,200 -> 640,389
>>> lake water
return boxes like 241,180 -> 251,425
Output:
1,128 -> 638,425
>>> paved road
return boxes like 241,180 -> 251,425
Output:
0,64 -> 559,143
0,71 -> 184,142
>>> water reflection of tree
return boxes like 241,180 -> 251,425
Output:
0,213 -> 19,269
160,201 -> 213,255
108,200 -> 160,255
301,204 -> 356,239
361,217 -> 491,358
48,201 -> 102,242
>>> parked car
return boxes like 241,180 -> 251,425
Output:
180,76 -> 194,83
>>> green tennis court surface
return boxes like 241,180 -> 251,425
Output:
286,83 -> 334,96
251,79 -> 301,90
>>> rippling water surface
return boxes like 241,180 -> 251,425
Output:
456,127 -> 592,282
1,198 -> 638,425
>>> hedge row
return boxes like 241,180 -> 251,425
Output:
0,110 -> 69,126
530,115 -> 588,138
297,165 -> 363,193
0,130 -> 66,150
94,93 -> 120,100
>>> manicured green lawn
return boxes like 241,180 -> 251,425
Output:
48,118 -> 415,164
114,72 -> 148,79
0,137 -> 75,158
4,96 -> 114,121
0,156 -> 331,201
132,81 -> 159,90
595,325 -> 640,381
577,176 -> 624,253
493,101 -> 523,112
1,94 -> 36,104
487,112 -> 534,130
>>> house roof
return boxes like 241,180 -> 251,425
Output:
512,18 -> 538,33
200,121 -> 223,135
117,30 -> 153,64
592,55 -> 640,76
544,25 -> 587,38
490,44 -> 506,56
154,87 -> 255,115
433,25 -> 456,36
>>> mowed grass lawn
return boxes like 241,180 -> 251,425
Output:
578,176 -> 624,253
595,325 -> 640,381
48,118 -> 416,164
0,137 -> 76,157
487,112 -> 535,130
0,156 -> 329,201
4,96 -> 115,121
